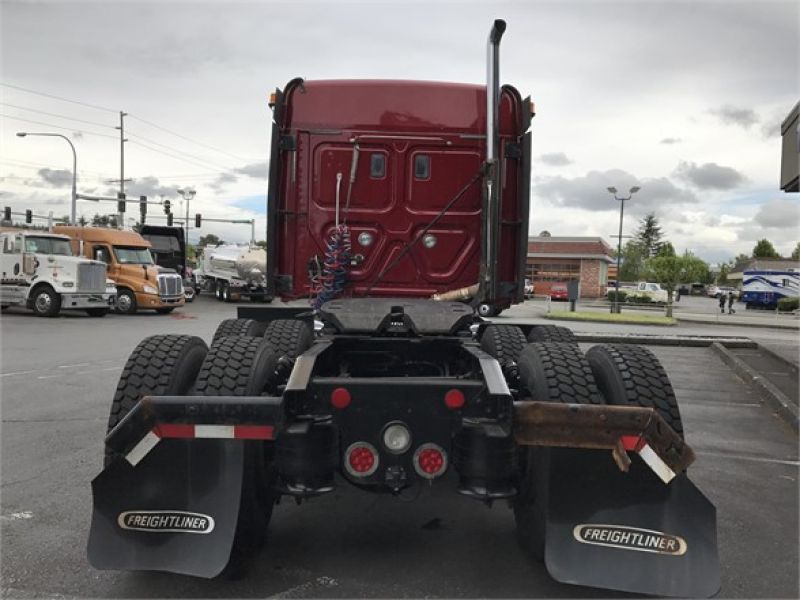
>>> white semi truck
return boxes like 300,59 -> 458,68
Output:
0,230 -> 116,317
195,244 -> 268,302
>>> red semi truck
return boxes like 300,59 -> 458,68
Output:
264,77 -> 531,316
89,21 -> 719,597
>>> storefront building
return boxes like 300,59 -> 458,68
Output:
527,236 -> 614,298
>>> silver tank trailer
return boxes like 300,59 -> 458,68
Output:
202,244 -> 267,285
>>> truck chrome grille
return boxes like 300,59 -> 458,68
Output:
158,273 -> 184,297
77,263 -> 106,292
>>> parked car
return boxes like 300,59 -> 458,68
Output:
706,285 -> 720,298
550,283 -> 568,300
633,281 -> 668,303
714,286 -> 737,299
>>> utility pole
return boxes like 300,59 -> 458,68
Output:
112,111 -> 129,229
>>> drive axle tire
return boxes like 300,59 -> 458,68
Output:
194,335 -> 280,577
194,335 -> 279,397
212,318 -> 268,343
586,344 -> 684,437
480,324 -> 527,367
514,342 -> 603,561
526,324 -> 577,344
105,334 -> 208,466
263,319 -> 313,361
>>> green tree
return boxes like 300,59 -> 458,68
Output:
717,262 -> 731,286
791,242 -> 800,260
91,213 -> 118,228
619,240 -> 647,281
198,234 -> 223,247
636,213 -> 664,257
732,253 -> 751,269
752,238 -> 780,258
644,252 -> 709,317
78,215 -> 88,226
656,241 -> 676,257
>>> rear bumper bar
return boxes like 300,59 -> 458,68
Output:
106,395 -> 284,465
513,401 -> 695,482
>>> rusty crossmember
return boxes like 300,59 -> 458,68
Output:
513,401 -> 695,478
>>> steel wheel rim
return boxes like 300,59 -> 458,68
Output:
35,292 -> 51,312
117,293 -> 132,312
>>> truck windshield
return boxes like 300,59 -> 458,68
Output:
24,237 -> 73,256
114,246 -> 154,264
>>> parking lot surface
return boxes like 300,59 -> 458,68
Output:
1,298 -> 798,598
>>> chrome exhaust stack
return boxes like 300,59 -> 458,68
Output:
479,19 -> 506,311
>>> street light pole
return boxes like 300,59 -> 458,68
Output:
16,132 -> 77,225
607,185 -> 640,314
177,187 -> 196,256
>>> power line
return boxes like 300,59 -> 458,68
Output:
128,139 -> 231,172
0,82 -> 118,114
126,130 -> 232,171
0,114 -> 118,139
127,113 -> 251,163
0,102 -> 116,129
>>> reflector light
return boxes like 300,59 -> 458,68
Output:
413,443 -> 448,479
331,387 -> 351,409
344,442 -> 379,477
268,92 -> 277,107
444,389 -> 465,410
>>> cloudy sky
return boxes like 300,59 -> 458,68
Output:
1,0 -> 798,263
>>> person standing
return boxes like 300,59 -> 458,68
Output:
719,292 -> 726,314
728,290 -> 736,314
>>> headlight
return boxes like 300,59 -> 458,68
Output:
143,285 -> 158,294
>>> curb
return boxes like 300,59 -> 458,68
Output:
757,344 -> 800,373
543,315 -> 676,327
572,333 -> 757,349
675,315 -> 800,331
710,342 -> 799,432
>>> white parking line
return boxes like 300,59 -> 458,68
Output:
698,451 -> 799,467
0,510 -> 33,521
0,370 -> 36,378
58,363 -> 91,369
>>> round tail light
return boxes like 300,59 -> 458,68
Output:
331,387 -> 351,409
413,443 -> 448,479
444,389 -> 465,410
344,442 -> 379,477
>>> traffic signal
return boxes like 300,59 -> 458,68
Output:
195,213 -> 202,228
25,209 -> 32,224
117,192 -> 126,214
167,213 -> 173,227
3,206 -> 10,221
139,196 -> 147,216
164,199 -> 171,214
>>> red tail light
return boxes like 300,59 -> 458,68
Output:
344,442 -> 379,477
444,389 -> 465,410
413,443 -> 448,479
331,387 -> 351,409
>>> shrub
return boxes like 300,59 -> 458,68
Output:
777,297 -> 799,312
626,293 -> 654,304
607,290 -> 628,302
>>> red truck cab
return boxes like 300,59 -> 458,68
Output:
266,78 -> 533,315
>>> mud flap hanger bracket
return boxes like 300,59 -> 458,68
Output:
513,401 -> 695,483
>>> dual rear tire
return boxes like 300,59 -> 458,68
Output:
507,333 -> 683,561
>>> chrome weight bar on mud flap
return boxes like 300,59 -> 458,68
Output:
513,402 -> 695,483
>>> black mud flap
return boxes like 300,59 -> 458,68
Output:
543,449 -> 720,598
87,439 -> 244,578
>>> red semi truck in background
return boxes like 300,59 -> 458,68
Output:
265,78 -> 532,316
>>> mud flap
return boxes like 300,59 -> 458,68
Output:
543,449 -> 720,598
87,439 -> 244,578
